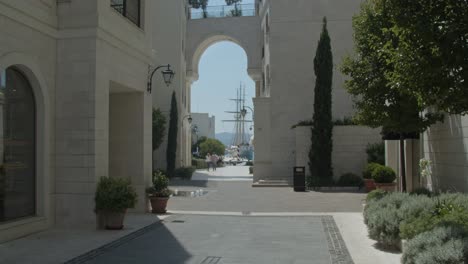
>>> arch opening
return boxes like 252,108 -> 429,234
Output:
190,40 -> 255,159
0,66 -> 37,222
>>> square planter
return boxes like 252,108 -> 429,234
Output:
375,182 -> 396,192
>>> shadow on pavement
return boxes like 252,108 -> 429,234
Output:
72,219 -> 192,264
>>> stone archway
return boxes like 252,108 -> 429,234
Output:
186,16 -> 262,85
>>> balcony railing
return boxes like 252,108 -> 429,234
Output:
189,4 -> 256,19
111,0 -> 141,27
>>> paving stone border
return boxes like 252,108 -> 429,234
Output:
322,215 -> 355,264
63,216 -> 178,264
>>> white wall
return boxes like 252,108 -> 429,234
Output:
294,126 -> 381,181
191,113 -> 215,140
152,0 -> 191,170
254,0 -> 362,182
422,114 -> 468,192
0,0 -> 56,242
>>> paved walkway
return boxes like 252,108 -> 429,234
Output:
0,166 -> 401,264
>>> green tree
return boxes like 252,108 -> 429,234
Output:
152,108 -> 167,172
383,0 -> 468,115
341,0 -> 444,191
200,138 -> 225,157
192,136 -> 207,155
166,92 -> 178,177
308,17 -> 334,187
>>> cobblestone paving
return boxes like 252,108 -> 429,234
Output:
67,215 -> 354,264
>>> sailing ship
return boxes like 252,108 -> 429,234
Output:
222,84 -> 254,162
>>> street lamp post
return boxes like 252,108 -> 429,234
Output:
147,64 -> 175,93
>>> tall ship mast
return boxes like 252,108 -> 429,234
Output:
223,84 -> 253,147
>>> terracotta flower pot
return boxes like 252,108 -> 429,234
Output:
96,210 -> 127,230
375,182 -> 396,192
150,196 -> 169,214
364,179 -> 376,192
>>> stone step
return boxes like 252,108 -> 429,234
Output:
252,180 -> 291,187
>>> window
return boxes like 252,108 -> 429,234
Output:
111,0 -> 141,27
0,68 -> 36,223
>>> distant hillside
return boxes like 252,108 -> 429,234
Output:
216,132 -> 234,146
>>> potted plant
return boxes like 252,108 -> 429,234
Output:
363,163 -> 380,192
95,177 -> 138,230
146,171 -> 172,214
372,165 -> 397,192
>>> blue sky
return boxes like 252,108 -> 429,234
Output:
191,41 -> 255,134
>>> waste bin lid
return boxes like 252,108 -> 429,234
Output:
294,167 -> 305,173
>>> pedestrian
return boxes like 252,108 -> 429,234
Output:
211,154 -> 219,171
205,153 -> 212,171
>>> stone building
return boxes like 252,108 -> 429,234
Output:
191,113 -> 216,141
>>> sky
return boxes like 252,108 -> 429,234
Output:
191,41 -> 255,134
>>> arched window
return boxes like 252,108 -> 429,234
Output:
0,67 -> 36,222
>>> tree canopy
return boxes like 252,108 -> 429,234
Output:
200,138 -> 225,157
341,0 -> 444,136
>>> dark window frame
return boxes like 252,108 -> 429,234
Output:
111,0 -> 141,27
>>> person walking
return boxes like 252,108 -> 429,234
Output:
205,153 -> 212,171
211,154 -> 219,171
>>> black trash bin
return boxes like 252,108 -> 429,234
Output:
293,167 -> 306,192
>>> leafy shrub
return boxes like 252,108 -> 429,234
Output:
333,117 -> 357,126
366,189 -> 388,203
410,187 -> 433,197
146,171 -> 172,197
245,160 -> 254,166
95,177 -> 138,213
249,166 -> 253,174
371,165 -> 396,183
174,166 -> 196,180
402,225 -> 468,264
400,198 -> 468,240
192,158 -> 208,169
337,173 -> 364,187
364,192 -> 410,247
366,142 -> 385,165
363,163 -> 381,179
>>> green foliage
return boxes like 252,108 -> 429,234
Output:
174,167 -> 196,180
192,158 -> 208,169
382,0 -> 468,115
371,165 -> 396,183
337,173 -> 364,187
245,160 -> 254,166
366,189 -> 388,203
249,166 -> 253,174
189,0 -> 208,9
363,163 -> 382,179
146,171 -> 172,198
402,226 -> 468,264
333,117 -> 357,126
364,192 -> 410,247
366,142 -> 385,165
192,136 -> 208,155
400,198 -> 468,240
166,92 -> 178,176
225,0 -> 242,5
199,138 -> 225,157
341,0 -> 444,136
410,187 -> 433,197
308,18 -> 333,188
152,108 -> 167,151
95,177 -> 138,213
291,120 -> 313,129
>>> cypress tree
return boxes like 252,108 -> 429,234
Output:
166,92 -> 178,177
308,17 -> 333,187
